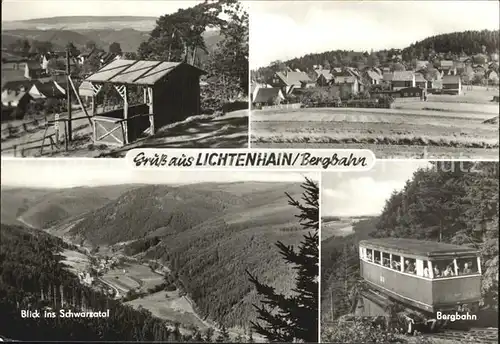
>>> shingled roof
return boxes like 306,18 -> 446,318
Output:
275,71 -> 311,87
85,59 -> 206,86
254,87 -> 283,103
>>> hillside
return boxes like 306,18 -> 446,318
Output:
0,185 -> 138,228
1,16 -> 157,31
255,29 -> 500,73
3,181 -> 309,330
0,223 -> 202,342
1,28 -> 222,58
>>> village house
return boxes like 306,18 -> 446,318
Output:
1,89 -> 31,110
253,87 -> 285,107
250,82 -> 271,102
78,49 -> 97,65
270,69 -> 313,95
414,73 -> 427,89
442,75 -> 462,94
439,60 -> 457,75
315,68 -> 334,87
415,60 -> 429,70
485,70 -> 499,85
331,76 -> 359,99
384,71 -> 415,91
365,69 -> 383,85
24,61 -> 43,80
28,80 -> 66,100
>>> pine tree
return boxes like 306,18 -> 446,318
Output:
246,177 -> 319,342
215,324 -> 230,342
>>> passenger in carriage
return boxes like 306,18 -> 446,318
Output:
462,263 -> 471,274
423,266 -> 430,277
443,266 -> 454,277
391,260 -> 400,270
366,252 -> 372,261
433,266 -> 441,277
404,260 -> 415,274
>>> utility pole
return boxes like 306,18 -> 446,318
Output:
66,47 -> 72,141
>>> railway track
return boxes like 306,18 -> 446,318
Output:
423,327 -> 498,343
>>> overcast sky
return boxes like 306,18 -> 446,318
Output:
322,160 -> 432,217
1,0 -> 204,21
250,0 -> 500,69
1,159 -> 317,188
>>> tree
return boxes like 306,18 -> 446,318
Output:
247,177 -> 319,343
85,40 -> 97,51
109,42 -> 122,55
21,39 -> 31,56
66,43 -> 80,58
204,327 -> 214,342
215,325 -> 230,342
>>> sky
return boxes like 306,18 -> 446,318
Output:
0,158 -> 317,188
250,0 -> 500,69
321,160 -> 432,217
1,0 -> 204,21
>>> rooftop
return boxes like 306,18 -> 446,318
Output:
360,238 -> 479,258
254,87 -> 282,103
85,59 -> 206,86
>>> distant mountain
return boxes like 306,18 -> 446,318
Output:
1,27 -> 222,57
2,181 -> 309,329
0,185 -> 138,228
1,16 -> 158,31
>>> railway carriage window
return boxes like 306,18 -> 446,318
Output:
456,258 -> 479,275
423,261 -> 430,278
391,254 -> 401,271
382,252 -> 390,267
366,249 -> 373,262
433,260 -> 456,277
373,250 -> 381,264
403,258 -> 416,274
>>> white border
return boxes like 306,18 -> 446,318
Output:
317,170 -> 322,340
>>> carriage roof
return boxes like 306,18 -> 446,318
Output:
359,238 -> 479,258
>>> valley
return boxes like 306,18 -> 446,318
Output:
1,181 -> 308,341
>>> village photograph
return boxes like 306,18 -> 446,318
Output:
1,0 -> 249,158
0,158 -> 318,342
320,160 -> 499,343
250,1 -> 499,159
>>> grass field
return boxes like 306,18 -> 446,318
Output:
126,290 -> 209,330
60,249 -> 90,274
102,262 -> 163,293
251,87 -> 499,159
321,219 -> 353,241
1,110 -> 249,157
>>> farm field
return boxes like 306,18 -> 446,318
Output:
251,88 -> 499,159
1,110 -> 249,157
321,219 -> 353,241
126,290 -> 209,331
102,262 -> 163,293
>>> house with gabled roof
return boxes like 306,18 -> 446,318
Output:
384,71 -> 416,91
439,60 -> 457,75
442,75 -> 462,94
253,87 -> 285,106
365,69 -> 383,85
414,73 -> 427,89
28,80 -> 66,99
270,70 -> 313,95
315,68 -> 333,86
331,75 -> 359,99
24,61 -> 43,80
486,70 -> 499,85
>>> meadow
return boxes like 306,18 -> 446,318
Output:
251,87 -> 499,159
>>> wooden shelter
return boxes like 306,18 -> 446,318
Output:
84,59 -> 206,146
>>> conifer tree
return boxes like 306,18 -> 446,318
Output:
246,177 -> 319,342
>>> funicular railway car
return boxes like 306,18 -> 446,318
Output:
355,238 -> 482,333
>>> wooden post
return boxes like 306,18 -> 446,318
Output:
54,113 -> 60,144
123,85 -> 128,144
148,87 -> 154,135
93,118 -> 97,144
66,48 -> 72,141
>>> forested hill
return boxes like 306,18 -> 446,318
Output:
256,30 -> 499,73
402,30 -> 500,58
65,182 -> 305,328
0,224 -> 198,341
